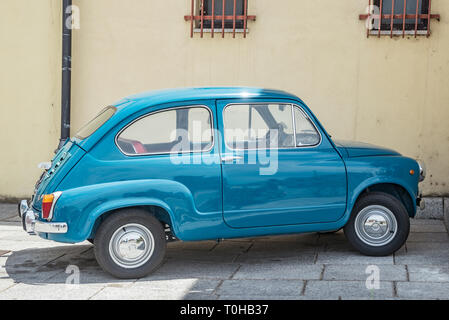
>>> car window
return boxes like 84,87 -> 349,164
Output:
116,106 -> 213,155
75,106 -> 116,140
294,106 -> 320,146
223,104 -> 295,149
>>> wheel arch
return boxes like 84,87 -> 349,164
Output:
354,182 -> 416,218
88,204 -> 176,241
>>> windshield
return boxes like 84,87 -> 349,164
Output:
75,106 -> 116,140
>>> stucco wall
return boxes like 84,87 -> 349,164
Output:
1,0 -> 448,198
0,0 -> 61,200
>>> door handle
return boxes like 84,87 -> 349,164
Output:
221,155 -> 243,163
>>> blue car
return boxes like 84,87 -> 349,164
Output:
18,87 -> 426,278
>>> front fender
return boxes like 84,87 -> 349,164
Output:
343,156 -> 420,220
347,176 -> 417,215
49,179 -> 198,243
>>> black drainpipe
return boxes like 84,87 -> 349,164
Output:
58,0 -> 72,150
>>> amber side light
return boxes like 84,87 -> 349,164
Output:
409,169 -> 415,175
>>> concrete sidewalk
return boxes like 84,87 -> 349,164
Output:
0,203 -> 448,300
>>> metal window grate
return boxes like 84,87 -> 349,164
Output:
359,0 -> 440,38
184,0 -> 256,38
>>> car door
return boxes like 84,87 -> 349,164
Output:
217,99 -> 347,228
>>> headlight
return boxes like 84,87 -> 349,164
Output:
417,160 -> 426,182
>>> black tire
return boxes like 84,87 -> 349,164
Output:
94,208 -> 166,279
344,192 -> 410,256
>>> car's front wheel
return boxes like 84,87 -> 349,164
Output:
344,192 -> 410,256
94,209 -> 166,279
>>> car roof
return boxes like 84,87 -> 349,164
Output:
75,87 -> 319,151
117,87 -> 301,108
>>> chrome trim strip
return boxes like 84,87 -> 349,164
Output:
291,104 -> 297,147
114,105 -> 215,157
222,102 -> 322,151
292,104 -> 322,148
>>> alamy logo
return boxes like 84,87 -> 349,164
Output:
65,264 -> 80,289
365,265 -> 380,290
65,5 -> 81,30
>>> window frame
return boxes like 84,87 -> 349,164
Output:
293,105 -> 322,148
375,0 -> 429,31
202,0 -> 245,29
115,105 -> 215,157
359,0 -> 440,38
184,0 -> 256,38
222,102 -> 322,151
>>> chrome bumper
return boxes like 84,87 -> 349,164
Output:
18,200 -> 68,235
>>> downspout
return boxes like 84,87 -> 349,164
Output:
58,0 -> 72,149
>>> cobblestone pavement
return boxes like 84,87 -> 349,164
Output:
0,204 -> 448,300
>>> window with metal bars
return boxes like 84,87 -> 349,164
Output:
359,0 -> 440,37
184,0 -> 256,38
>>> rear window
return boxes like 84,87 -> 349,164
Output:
75,106 -> 116,140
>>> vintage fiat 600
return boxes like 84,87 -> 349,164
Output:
19,87 -> 425,278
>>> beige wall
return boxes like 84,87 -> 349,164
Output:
1,0 -> 448,198
0,0 -> 61,200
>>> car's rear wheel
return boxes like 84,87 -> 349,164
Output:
344,192 -> 410,256
94,209 -> 166,279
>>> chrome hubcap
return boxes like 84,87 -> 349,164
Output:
109,223 -> 154,268
354,205 -> 397,247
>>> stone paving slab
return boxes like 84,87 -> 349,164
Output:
303,280 -> 394,300
218,295 -> 303,300
410,218 -> 446,225
142,261 -> 241,280
233,262 -> 323,280
0,282 -> 106,300
407,232 -> 449,242
235,240 -> 318,264
410,223 -> 448,233
395,242 -> 449,266
216,280 -> 304,298
0,204 -> 18,221
396,282 -> 449,300
165,241 -> 252,263
0,203 -> 448,300
323,265 -> 407,281
407,265 -> 449,282
415,198 -> 444,220
316,243 -> 394,265
92,279 -> 220,300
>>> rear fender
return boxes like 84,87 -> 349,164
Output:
51,179 -> 196,242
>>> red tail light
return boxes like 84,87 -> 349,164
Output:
41,192 -> 62,220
